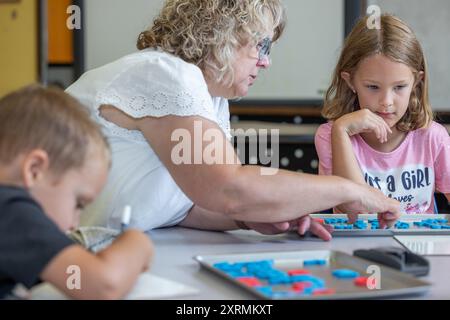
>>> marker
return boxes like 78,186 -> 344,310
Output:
121,205 -> 132,232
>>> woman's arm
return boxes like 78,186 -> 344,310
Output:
134,114 -> 399,223
179,205 -> 239,231
179,205 -> 334,239
97,107 -> 400,224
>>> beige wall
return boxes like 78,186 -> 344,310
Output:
84,0 -> 344,101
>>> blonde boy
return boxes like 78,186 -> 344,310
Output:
0,85 -> 153,299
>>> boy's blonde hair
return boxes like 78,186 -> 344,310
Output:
137,0 -> 286,86
0,85 -> 110,175
322,14 -> 433,132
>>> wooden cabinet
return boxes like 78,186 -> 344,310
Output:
0,0 -> 39,97
48,0 -> 73,64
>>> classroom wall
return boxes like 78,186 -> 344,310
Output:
0,0 -> 39,97
83,0 -> 344,101
370,0 -> 450,110
84,0 -> 163,71
245,0 -> 343,101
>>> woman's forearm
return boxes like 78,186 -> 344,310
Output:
213,166 -> 363,223
178,205 -> 239,231
133,115 -> 393,224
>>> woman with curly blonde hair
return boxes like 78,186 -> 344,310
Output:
67,0 -> 400,239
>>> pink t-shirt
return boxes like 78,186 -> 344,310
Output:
315,121 -> 450,214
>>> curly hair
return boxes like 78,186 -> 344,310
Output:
322,14 -> 433,132
137,0 -> 286,85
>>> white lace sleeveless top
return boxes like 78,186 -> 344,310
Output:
66,49 -> 231,231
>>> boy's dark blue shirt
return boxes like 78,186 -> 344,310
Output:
0,186 -> 74,299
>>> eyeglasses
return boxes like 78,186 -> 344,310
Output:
256,37 -> 272,62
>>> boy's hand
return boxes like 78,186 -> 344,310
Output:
120,229 -> 154,271
335,109 -> 392,143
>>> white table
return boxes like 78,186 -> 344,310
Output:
147,227 -> 450,299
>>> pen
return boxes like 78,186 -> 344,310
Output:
121,205 -> 132,232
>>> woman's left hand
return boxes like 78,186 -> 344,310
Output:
244,216 -> 333,241
295,216 -> 333,241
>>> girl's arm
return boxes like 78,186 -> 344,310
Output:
331,109 -> 391,183
40,230 -> 153,300
331,109 -> 392,212
331,119 -> 367,184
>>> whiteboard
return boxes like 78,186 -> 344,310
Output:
84,0 -> 344,101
